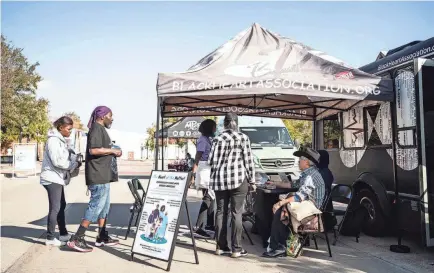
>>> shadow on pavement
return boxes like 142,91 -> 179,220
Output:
0,226 -> 46,246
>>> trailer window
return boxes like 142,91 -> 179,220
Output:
323,115 -> 340,149
395,68 -> 417,147
342,107 -> 365,149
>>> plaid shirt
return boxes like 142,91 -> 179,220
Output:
207,129 -> 255,191
292,166 -> 325,208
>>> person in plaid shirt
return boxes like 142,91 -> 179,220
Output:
208,113 -> 256,258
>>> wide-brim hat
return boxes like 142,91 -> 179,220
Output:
294,146 -> 321,166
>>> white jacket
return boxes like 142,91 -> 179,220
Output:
40,130 -> 78,186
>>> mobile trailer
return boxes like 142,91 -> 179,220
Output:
315,37 -> 434,246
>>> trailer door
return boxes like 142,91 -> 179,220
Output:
416,58 -> 434,247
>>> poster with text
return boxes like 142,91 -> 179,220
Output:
132,171 -> 189,261
14,144 -> 37,171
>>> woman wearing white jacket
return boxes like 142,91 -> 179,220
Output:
40,116 -> 81,246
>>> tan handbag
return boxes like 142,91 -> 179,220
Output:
286,200 -> 322,221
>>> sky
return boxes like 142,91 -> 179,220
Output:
2,1 -> 433,135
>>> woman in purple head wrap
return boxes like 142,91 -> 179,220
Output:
87,106 -> 113,129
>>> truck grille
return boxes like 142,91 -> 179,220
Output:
260,158 -> 295,169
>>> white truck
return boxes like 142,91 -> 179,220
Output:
216,116 -> 300,182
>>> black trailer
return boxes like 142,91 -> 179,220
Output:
315,37 -> 434,246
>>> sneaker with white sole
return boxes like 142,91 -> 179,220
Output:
95,231 -> 119,247
215,247 -> 232,256
46,238 -> 62,247
59,234 -> 71,242
231,249 -> 248,258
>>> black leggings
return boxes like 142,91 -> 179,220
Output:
43,183 -> 68,240
195,189 -> 215,229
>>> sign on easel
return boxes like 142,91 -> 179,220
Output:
131,170 -> 199,271
13,143 -> 37,178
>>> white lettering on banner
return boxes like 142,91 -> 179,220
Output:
171,79 -> 382,96
169,105 -> 308,118
377,45 -> 434,72
184,121 -> 199,130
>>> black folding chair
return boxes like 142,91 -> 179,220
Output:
132,178 -> 146,203
125,180 -> 144,240
242,191 -> 256,245
324,184 -> 357,245
297,197 -> 333,258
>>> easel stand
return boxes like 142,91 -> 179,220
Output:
130,200 -> 199,271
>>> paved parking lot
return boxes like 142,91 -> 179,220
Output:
1,161 -> 433,273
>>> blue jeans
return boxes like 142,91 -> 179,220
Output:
84,184 -> 111,222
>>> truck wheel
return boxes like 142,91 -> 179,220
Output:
355,188 -> 386,236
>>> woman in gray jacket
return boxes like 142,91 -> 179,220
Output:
40,116 -> 81,246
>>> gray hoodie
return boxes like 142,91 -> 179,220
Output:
40,130 -> 78,186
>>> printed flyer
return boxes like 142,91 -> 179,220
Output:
132,171 -> 189,261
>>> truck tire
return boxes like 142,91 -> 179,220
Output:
354,188 -> 386,236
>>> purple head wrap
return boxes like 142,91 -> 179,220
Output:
87,106 -> 112,129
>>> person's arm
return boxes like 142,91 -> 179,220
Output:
242,137 -> 255,184
191,152 -> 203,173
295,176 -> 314,202
89,147 -> 118,156
47,138 -> 78,171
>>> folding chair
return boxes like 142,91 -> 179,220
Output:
297,197 -> 333,258
324,184 -> 357,245
125,180 -> 144,240
242,191 -> 256,245
132,178 -> 147,203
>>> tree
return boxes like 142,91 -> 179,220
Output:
63,111 -> 85,130
1,35 -> 50,146
282,119 -> 313,145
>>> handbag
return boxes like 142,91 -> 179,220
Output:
286,200 -> 322,221
286,228 -> 302,258
298,214 -> 324,233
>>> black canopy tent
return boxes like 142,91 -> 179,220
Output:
154,23 -> 394,168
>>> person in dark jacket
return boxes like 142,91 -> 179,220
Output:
317,150 -> 337,230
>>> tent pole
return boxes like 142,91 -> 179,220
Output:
155,98 -> 161,170
161,110 -> 164,171
390,98 -> 410,253
313,108 -> 317,149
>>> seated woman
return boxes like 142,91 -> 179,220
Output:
262,147 -> 326,258
317,150 -> 337,230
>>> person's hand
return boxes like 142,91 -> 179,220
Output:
249,184 -> 256,192
273,201 -> 282,214
112,149 -> 122,157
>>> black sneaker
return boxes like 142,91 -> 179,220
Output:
195,228 -> 211,239
95,231 -> 119,247
215,247 -> 232,256
231,249 -> 248,258
204,225 -> 215,232
67,235 -> 93,252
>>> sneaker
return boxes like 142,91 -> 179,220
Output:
59,234 -> 71,242
215,247 -> 232,256
231,249 -> 248,258
95,231 -> 119,247
67,235 -> 93,252
46,238 -> 62,247
204,225 -> 215,232
194,228 -> 211,239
